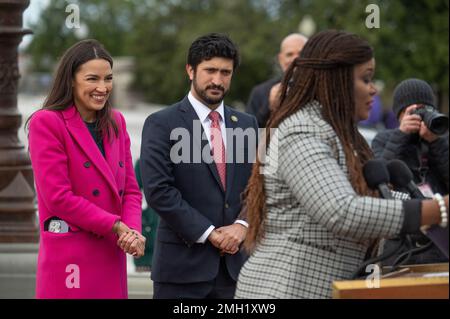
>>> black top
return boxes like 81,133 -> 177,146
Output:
372,129 -> 449,265
245,77 -> 281,128
85,121 -> 105,157
372,129 -> 449,195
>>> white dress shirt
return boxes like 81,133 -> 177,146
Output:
188,92 -> 248,244
188,91 -> 227,149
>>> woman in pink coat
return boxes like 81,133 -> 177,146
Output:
27,39 -> 145,299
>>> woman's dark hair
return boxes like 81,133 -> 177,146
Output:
187,33 -> 240,71
244,30 -> 377,251
26,39 -> 118,138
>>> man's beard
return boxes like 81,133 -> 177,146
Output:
193,77 -> 227,106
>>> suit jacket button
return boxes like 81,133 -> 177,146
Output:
225,203 -> 229,209
119,161 -> 124,168
84,161 -> 91,168
93,189 -> 100,196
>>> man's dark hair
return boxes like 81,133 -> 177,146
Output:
187,33 -> 240,71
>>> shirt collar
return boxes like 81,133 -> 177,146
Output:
188,91 -> 225,123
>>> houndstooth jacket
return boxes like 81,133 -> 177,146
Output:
235,101 -> 408,299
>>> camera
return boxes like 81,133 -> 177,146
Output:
410,105 -> 448,136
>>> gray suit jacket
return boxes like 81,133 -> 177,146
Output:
236,101 -> 408,299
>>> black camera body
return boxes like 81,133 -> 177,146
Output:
410,105 -> 449,136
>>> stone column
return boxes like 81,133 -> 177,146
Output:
111,57 -> 136,109
0,0 -> 38,298
0,0 -> 38,243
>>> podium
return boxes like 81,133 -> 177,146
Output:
332,263 -> 449,299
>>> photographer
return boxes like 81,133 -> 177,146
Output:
372,78 -> 448,196
372,78 -> 448,264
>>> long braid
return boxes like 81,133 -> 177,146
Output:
244,63 -> 317,251
244,30 -> 377,252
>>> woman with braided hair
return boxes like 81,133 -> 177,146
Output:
234,30 -> 449,299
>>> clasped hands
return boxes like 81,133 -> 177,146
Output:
208,224 -> 247,255
113,221 -> 146,258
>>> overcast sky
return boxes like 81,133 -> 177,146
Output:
20,0 -> 49,49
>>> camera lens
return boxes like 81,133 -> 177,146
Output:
428,115 -> 449,135
422,109 -> 449,135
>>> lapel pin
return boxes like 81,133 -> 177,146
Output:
231,115 -> 238,122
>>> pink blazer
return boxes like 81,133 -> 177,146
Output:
28,105 -> 142,299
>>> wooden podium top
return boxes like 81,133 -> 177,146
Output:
332,263 -> 449,299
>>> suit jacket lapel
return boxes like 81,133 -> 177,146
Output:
62,105 -> 119,197
224,106 -> 237,200
179,97 -> 224,192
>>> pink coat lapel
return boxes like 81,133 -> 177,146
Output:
62,105 -> 120,200
103,123 -> 121,189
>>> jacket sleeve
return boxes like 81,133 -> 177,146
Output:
278,128 -> 406,241
245,87 -> 260,117
427,134 -> 449,190
140,113 -> 213,245
117,112 -> 143,232
372,129 -> 410,160
28,111 -> 119,236
246,86 -> 269,128
236,115 -> 259,223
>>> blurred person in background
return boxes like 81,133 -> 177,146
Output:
246,33 -> 308,127
372,78 -> 448,196
359,95 -> 398,130
372,78 -> 449,265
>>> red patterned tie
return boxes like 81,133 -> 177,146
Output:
209,111 -> 226,189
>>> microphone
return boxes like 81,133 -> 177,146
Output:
386,161 -> 448,260
363,159 -> 393,199
386,159 -> 426,199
